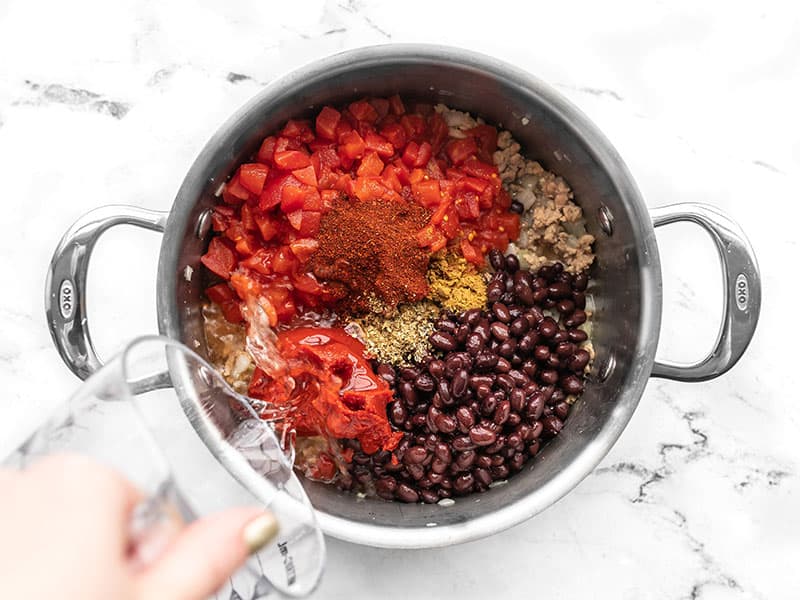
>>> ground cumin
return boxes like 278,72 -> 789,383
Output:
308,198 -> 431,313
426,252 -> 487,313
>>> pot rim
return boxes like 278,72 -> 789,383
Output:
157,43 -> 662,548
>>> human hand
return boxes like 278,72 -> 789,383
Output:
0,454 -> 277,600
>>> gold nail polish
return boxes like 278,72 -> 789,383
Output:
243,513 -> 279,555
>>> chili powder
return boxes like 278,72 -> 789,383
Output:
308,198 -> 431,313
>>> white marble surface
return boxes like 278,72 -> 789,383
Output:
1,0 -> 798,598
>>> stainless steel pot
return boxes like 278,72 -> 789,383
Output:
45,45 -> 761,548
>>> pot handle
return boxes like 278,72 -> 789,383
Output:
650,203 -> 760,381
45,205 -> 169,380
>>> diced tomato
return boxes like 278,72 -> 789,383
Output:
281,119 -> 315,143
316,106 -> 341,140
320,188 -> 340,210
292,272 -> 322,294
259,173 -> 302,211
205,282 -> 236,305
467,125 -> 498,163
357,151 -> 385,177
408,168 -> 426,185
462,157 -> 498,180
428,112 -> 449,153
274,150 -> 311,170
364,132 -> 394,158
289,238 -> 319,262
402,141 -> 432,168
241,248 -> 274,276
257,136 -> 277,163
338,130 -> 366,161
210,206 -> 234,232
455,191 -> 481,220
369,98 -> 390,121
380,122 -> 407,151
349,100 -> 379,123
253,213 -> 279,241
446,137 -> 478,165
238,163 -> 270,195
400,114 -> 425,141
460,239 -> 483,265
440,207 -> 460,239
222,174 -> 250,204
201,237 -> 237,279
388,94 -> 405,115
411,179 -> 441,208
352,177 -> 387,201
381,165 -> 402,193
271,245 -> 298,275
280,183 -> 320,214
297,211 -> 321,237
292,165 -> 318,187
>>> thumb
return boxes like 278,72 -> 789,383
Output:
137,507 -> 278,600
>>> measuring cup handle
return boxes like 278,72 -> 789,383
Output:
45,205 -> 168,380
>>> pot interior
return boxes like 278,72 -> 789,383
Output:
159,47 -> 660,545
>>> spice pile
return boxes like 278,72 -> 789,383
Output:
200,95 -> 595,501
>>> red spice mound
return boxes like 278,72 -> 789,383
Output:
248,327 -> 402,457
308,198 -> 431,313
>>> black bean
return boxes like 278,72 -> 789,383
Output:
454,473 -> 475,495
476,384 -> 492,399
431,458 -> 449,474
436,319 -> 457,334
435,413 -> 458,433
455,450 -> 476,470
562,374 -> 585,395
473,319 -> 491,342
495,373 -> 515,392
452,436 -> 476,452
510,452 -> 526,472
495,357 -> 512,373
510,317 -> 529,338
488,249 -> 505,271
540,369 -> 559,385
538,317 -> 558,338
469,374 -> 493,389
546,354 -> 561,368
490,321 -> 510,341
452,369 -> 469,398
521,360 -> 538,379
526,391 -> 546,420
396,483 -> 420,503
424,361 -> 442,381
552,330 -> 569,344
547,282 -> 571,299
390,401 -> 407,426
437,379 -> 451,404
533,345 -> 550,362
568,349 -> 590,372
414,373 -> 435,392
420,489 -> 439,504
510,200 -> 524,214
556,342 -> 576,357
568,329 -> 588,343
487,281 -> 504,303
510,388 -> 526,412
455,323 -> 470,344
474,467 -> 492,487
498,339 -> 517,358
542,415 -> 564,437
475,351 -> 499,371
573,272 -> 588,291
554,401 -> 570,420
564,310 -> 587,328
400,381 -> 417,406
466,332 -> 484,355
399,366 -> 420,381
430,331 -> 457,352
505,254 -> 520,273
557,299 -> 575,314
469,425 -> 497,446
494,400 -> 511,425
455,406 -> 476,430
492,302 -> 511,323
404,446 -> 428,465
508,369 -> 528,387
518,331 -> 538,354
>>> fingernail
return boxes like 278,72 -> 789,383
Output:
243,512 -> 279,555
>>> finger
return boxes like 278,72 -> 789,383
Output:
25,454 -> 144,534
138,507 -> 278,600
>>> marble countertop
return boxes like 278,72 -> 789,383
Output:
1,1 -> 797,598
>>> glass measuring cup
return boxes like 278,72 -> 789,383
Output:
3,335 -> 325,598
